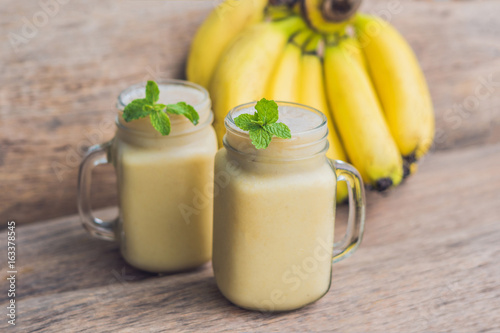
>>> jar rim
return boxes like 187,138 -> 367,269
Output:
115,79 -> 212,137
116,79 -> 209,111
224,101 -> 330,161
114,112 -> 214,138
223,132 -> 330,162
225,101 -> 328,137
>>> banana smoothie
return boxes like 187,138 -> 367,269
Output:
113,81 -> 217,273
213,102 -> 337,311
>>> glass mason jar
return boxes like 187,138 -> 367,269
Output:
78,80 -> 218,273
212,102 -> 366,312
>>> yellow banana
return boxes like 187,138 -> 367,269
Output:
210,16 -> 306,147
354,14 -> 435,171
324,36 -> 403,190
266,0 -> 298,20
187,0 -> 268,88
265,29 -> 311,101
298,34 -> 348,202
339,33 -> 367,71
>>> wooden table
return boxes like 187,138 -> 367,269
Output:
2,0 -> 500,226
1,143 -> 499,332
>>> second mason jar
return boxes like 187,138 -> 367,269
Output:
212,102 -> 366,312
78,80 -> 218,273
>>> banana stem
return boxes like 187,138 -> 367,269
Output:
303,33 -> 323,54
324,30 -> 345,46
266,1 -> 299,21
269,0 -> 299,6
290,29 -> 315,50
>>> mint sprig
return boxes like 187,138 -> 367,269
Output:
234,98 -> 291,149
122,81 -> 199,135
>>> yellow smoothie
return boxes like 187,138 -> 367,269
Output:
213,104 -> 336,311
114,82 -> 217,273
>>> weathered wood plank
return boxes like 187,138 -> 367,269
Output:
1,143 -> 499,332
0,0 -> 215,226
1,0 -> 499,225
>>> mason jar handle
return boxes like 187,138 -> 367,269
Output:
329,159 -> 366,263
77,141 -> 116,241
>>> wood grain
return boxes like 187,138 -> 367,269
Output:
1,143 -> 499,332
0,0 -> 214,226
1,0 -> 500,225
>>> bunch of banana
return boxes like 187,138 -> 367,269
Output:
186,0 -> 435,193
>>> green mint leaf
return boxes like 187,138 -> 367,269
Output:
149,111 -> 171,136
255,98 -> 279,125
146,80 -> 160,104
123,98 -> 150,122
234,113 -> 261,131
249,127 -> 272,149
166,102 -> 200,125
122,81 -> 196,136
250,113 -> 264,126
264,122 -> 291,139
154,104 -> 166,112
233,99 -> 291,149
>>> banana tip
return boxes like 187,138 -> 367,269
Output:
375,178 -> 393,192
403,152 -> 418,179
403,164 -> 411,179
